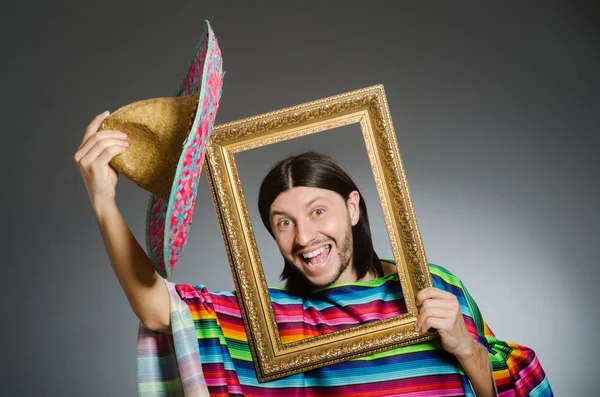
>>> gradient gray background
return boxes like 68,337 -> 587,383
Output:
2,1 -> 598,395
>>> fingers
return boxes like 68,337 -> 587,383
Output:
415,291 -> 462,333
416,303 -> 453,331
419,297 -> 458,311
416,316 -> 448,334
80,111 -> 111,148
95,144 -> 128,169
75,130 -> 128,164
78,140 -> 128,171
415,287 -> 454,307
419,307 -> 450,321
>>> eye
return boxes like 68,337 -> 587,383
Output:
277,219 -> 291,228
312,208 -> 325,217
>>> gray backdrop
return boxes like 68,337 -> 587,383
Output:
2,1 -> 598,395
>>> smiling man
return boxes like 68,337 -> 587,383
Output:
76,110 -> 553,397
269,186 -> 357,287
157,151 -> 552,396
257,152 -> 388,296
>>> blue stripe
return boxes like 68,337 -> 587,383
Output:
270,281 -> 403,310
227,349 -> 462,388
530,378 -> 554,397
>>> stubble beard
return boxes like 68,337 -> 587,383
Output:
294,223 -> 354,289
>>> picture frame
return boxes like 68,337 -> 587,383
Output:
205,85 -> 436,382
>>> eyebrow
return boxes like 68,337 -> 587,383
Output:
270,196 -> 328,219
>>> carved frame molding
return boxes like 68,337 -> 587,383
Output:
205,85 -> 435,382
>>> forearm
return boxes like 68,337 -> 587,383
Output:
455,338 -> 496,397
94,200 -> 170,332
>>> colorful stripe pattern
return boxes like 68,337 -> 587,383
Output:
270,275 -> 407,343
146,20 -> 224,279
137,264 -> 553,396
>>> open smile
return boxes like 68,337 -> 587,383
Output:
299,244 -> 332,270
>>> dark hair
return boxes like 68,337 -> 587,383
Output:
258,151 -> 383,296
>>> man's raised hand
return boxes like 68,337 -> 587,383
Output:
74,111 -> 129,210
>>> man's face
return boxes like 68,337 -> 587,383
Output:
269,186 -> 360,288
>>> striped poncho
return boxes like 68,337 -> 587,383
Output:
137,264 -> 553,396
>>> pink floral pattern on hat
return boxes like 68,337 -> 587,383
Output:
146,21 -> 223,278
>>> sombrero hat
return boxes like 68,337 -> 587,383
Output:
101,20 -> 224,278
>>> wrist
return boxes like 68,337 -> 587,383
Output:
453,337 -> 479,361
92,198 -> 118,220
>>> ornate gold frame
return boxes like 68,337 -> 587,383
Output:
205,85 -> 435,382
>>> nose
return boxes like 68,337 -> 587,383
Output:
294,219 -> 317,247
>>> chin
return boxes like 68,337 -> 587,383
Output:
303,265 -> 345,288
305,276 -> 333,289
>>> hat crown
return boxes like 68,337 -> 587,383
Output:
101,93 -> 199,200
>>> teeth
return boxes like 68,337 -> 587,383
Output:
302,246 -> 325,259
302,245 -> 328,259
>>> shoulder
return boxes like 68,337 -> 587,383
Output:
427,263 -> 468,295
382,260 -> 467,293
428,263 -> 459,282
173,282 -> 237,301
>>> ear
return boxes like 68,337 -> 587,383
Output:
346,190 -> 360,226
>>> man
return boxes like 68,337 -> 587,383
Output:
76,112 -> 553,396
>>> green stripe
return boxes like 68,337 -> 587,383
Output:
270,272 -> 401,292
139,379 -> 183,393
429,263 -> 464,289
354,338 -> 443,361
194,319 -> 227,343
226,338 -> 254,361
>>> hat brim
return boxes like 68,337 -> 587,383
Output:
145,20 -> 224,278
